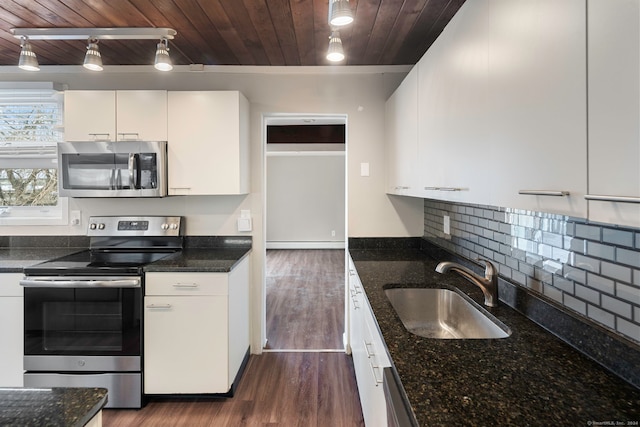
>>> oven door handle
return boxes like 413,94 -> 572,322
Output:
20,277 -> 141,288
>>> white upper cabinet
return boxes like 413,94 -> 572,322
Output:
417,0 -> 492,204
586,0 -> 640,228
385,65 -> 419,197
487,0 -> 587,217
167,91 -> 250,195
64,90 -> 167,142
114,91 -> 168,141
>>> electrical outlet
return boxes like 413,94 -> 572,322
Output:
70,210 -> 82,226
443,215 -> 450,235
331,230 -> 336,237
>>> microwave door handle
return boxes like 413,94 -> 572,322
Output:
128,153 -> 135,189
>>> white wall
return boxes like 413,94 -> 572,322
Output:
266,153 -> 345,247
0,65 -> 418,352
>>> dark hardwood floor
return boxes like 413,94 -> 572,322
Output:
103,249 -> 361,426
102,352 -> 364,426
265,249 -> 345,350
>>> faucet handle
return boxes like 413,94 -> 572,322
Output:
475,258 -> 497,279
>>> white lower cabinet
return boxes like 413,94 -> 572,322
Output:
349,258 -> 390,427
144,257 -> 249,394
0,273 -> 24,387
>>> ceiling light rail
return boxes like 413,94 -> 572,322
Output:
10,27 -> 177,72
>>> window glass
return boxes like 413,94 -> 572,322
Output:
0,87 -> 67,225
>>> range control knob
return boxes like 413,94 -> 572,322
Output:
161,223 -> 169,230
170,223 -> 179,230
97,223 -> 105,230
89,223 -> 97,230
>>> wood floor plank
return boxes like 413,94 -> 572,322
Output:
265,249 -> 345,350
102,353 -> 364,426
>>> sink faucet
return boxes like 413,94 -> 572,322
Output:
435,259 -> 498,307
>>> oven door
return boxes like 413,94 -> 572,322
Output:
21,276 -> 142,371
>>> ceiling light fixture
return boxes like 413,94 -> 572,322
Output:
326,30 -> 345,62
10,27 -> 177,71
328,0 -> 354,27
83,38 -> 103,71
154,37 -> 172,71
18,36 -> 39,71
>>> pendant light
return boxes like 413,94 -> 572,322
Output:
328,0 -> 354,27
154,37 -> 173,71
326,30 -> 345,62
18,36 -> 39,71
83,38 -> 103,71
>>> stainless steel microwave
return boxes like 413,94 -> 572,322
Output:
58,140 -> 168,198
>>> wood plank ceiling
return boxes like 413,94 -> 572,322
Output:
0,0 -> 466,67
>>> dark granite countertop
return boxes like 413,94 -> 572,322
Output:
144,248 -> 251,272
0,248 -> 84,273
0,387 -> 107,427
350,248 -> 640,426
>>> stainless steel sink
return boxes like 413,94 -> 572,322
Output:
385,288 -> 511,339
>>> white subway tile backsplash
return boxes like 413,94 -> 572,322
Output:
616,247 -> 640,269
603,228 -> 634,248
424,199 -> 640,345
602,295 -> 632,320
617,283 -> 640,305
588,305 -> 616,329
617,318 -> 640,342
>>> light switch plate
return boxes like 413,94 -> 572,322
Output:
443,215 -> 450,235
360,162 -> 370,177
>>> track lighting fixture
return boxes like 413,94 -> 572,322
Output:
326,30 -> 345,62
328,0 -> 354,27
10,27 -> 177,71
18,36 -> 39,71
83,38 -> 103,71
154,37 -> 172,71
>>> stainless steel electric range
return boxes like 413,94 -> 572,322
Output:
20,216 -> 183,408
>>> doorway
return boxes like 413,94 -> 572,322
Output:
263,114 -> 347,352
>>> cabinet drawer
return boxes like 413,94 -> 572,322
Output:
145,272 -> 228,296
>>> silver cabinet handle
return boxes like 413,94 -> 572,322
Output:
173,283 -> 199,288
89,133 -> 111,141
20,277 -> 140,288
118,132 -> 140,141
519,190 -> 570,197
369,362 -> 383,386
146,304 -> 172,309
363,340 -> 375,358
585,194 -> 640,204
424,187 -> 463,191
394,186 -> 409,190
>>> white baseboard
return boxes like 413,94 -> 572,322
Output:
266,241 -> 346,249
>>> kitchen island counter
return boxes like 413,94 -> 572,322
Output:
350,247 -> 640,426
0,387 -> 107,427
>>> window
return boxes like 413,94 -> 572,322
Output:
0,86 -> 68,225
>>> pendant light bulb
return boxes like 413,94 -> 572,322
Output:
154,37 -> 173,71
18,36 -> 39,71
329,0 -> 354,27
83,38 -> 103,71
326,31 -> 345,62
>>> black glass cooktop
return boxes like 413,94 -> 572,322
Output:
23,250 -> 177,276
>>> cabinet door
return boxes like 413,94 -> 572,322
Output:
0,273 -> 24,387
587,0 -> 640,227
488,0 -> 587,217
144,296 -> 228,394
385,66 -> 419,196
116,91 -> 167,141
64,91 -> 116,142
167,91 -> 250,195
417,0 -> 492,204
